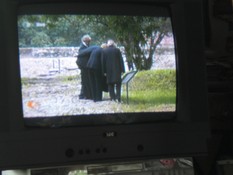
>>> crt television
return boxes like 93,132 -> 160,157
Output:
0,0 -> 209,170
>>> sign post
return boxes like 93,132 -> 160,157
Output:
121,71 -> 137,104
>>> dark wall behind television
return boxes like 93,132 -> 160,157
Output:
0,0 -> 10,132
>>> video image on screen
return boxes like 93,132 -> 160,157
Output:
18,14 -> 176,119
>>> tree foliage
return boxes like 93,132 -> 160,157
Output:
18,15 -> 173,70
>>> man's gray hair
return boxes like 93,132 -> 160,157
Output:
107,39 -> 116,47
81,34 -> 91,42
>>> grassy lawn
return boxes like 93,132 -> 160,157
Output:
121,69 -> 176,112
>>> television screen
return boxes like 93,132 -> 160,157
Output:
0,0 -> 210,170
18,9 -> 177,127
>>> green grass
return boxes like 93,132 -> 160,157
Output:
21,75 -> 78,86
128,69 -> 176,91
121,69 -> 176,112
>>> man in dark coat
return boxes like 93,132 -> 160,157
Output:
86,44 -> 107,102
76,35 -> 92,99
103,40 -> 125,102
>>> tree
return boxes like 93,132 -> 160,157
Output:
102,16 -> 172,70
18,15 -> 87,47
80,15 -> 173,70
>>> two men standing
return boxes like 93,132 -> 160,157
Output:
76,35 -> 125,102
